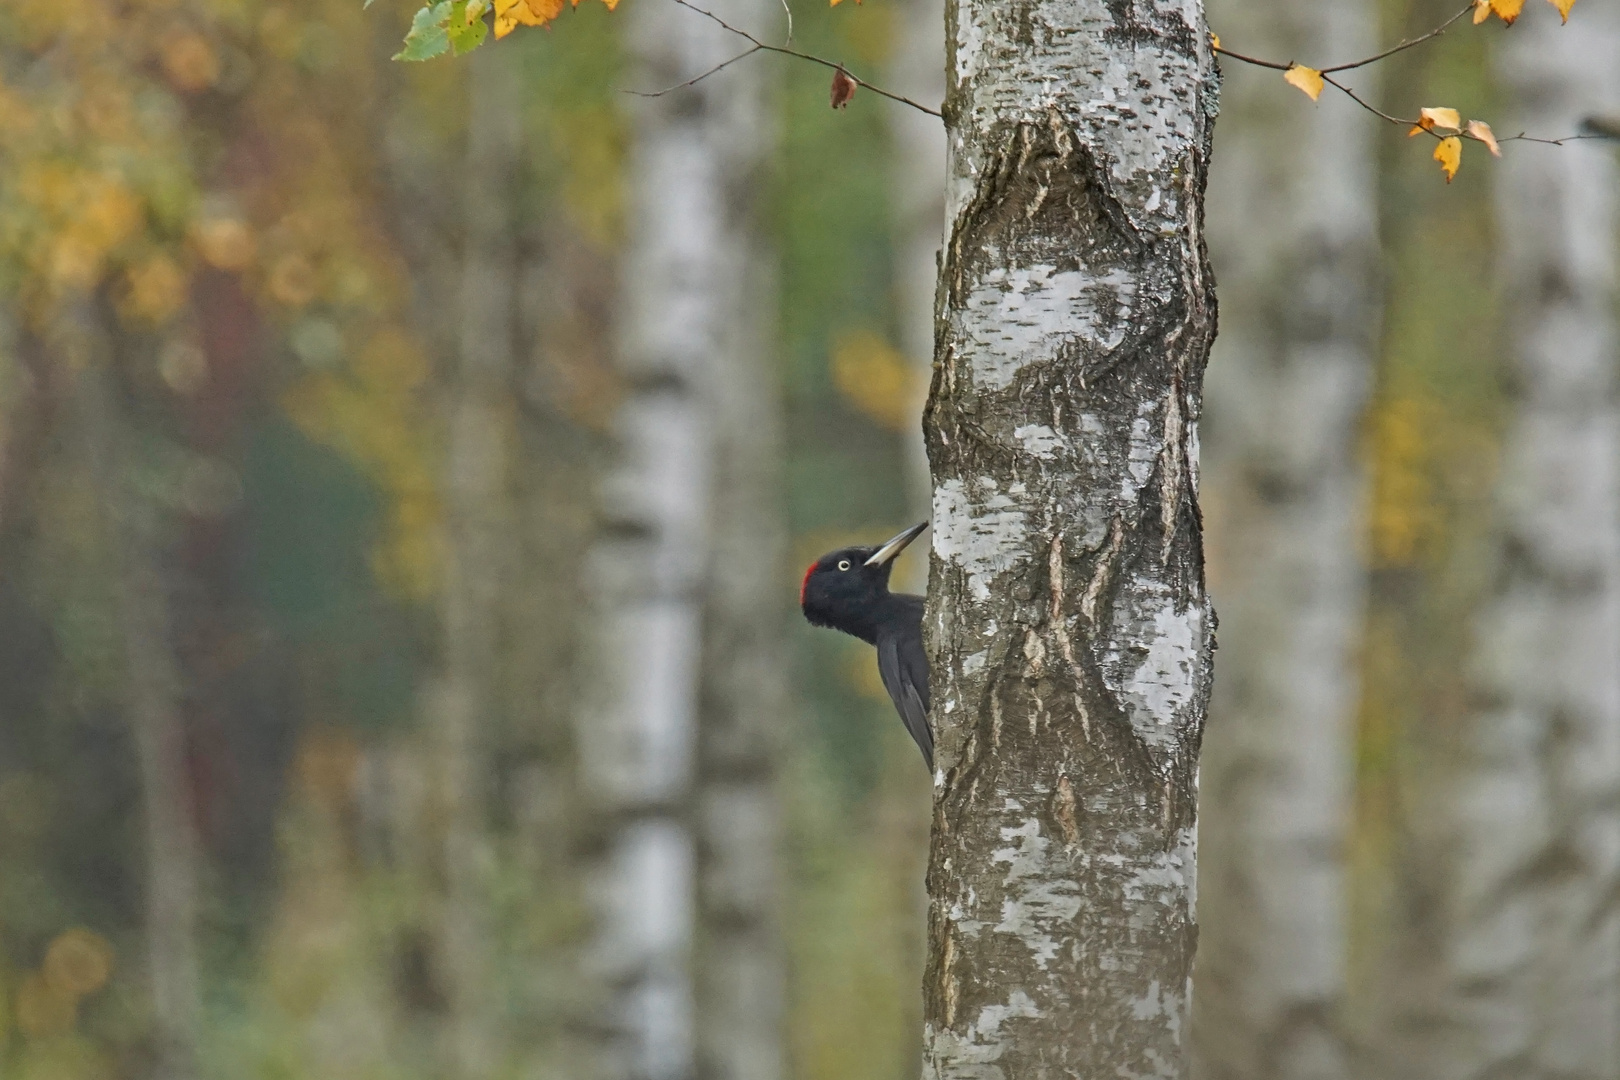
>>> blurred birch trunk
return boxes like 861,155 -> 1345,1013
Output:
1192,0 -> 1378,1074
434,48 -> 522,1080
581,2 -> 781,1077
922,2 -> 1217,1074
78,322 -> 201,1080
1405,11 -> 1620,1077
690,13 -> 785,1077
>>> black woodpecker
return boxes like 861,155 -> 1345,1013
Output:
799,522 -> 933,771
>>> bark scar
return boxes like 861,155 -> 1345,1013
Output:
1158,371 -> 1185,562
1054,774 -> 1081,848
1048,531 -> 1095,741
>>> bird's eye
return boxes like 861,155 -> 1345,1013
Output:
837,560 -> 851,571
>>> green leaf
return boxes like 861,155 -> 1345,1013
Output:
393,2 -> 453,61
447,0 -> 488,55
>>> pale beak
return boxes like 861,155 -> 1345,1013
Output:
864,521 -> 929,567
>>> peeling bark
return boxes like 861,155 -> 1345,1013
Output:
1191,0 -> 1378,1073
922,2 -> 1218,1076
1408,10 -> 1620,1078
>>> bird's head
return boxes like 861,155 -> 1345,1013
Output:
800,522 -> 927,637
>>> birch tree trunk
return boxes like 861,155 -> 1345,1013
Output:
693,156 -> 784,1080
1191,0 -> 1378,1074
434,47 -> 521,1080
1410,11 -> 1620,1077
580,2 -> 777,1077
690,8 -> 784,1079
922,3 -> 1217,1075
79,329 -> 201,1080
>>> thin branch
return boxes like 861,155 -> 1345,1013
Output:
1499,131 -> 1603,146
779,0 -> 792,45
632,0 -> 942,118
1320,3 -> 1474,73
1321,74 -> 1595,147
1209,45 -> 1290,72
628,44 -> 764,98
1320,73 -> 1414,128
1210,3 -> 1472,75
1215,13 -> 1593,153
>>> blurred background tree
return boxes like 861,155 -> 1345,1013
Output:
0,0 -> 1616,1078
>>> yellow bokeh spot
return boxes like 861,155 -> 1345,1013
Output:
1366,395 -> 1444,568
43,928 -> 114,997
830,330 -> 922,432
77,179 -> 143,252
46,236 -> 104,290
160,32 -> 221,93
843,638 -> 890,704
121,255 -> 189,324
15,971 -> 76,1038
268,254 -> 319,307
194,218 -> 256,270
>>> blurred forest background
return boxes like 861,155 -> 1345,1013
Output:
0,0 -> 1616,1078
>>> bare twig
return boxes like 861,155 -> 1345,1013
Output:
1320,3 -> 1474,73
1319,73 -> 1596,147
779,0 -> 792,45
1320,73 -> 1414,128
628,0 -> 942,118
629,44 -> 764,98
1209,3 -> 1473,75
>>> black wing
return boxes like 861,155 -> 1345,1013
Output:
876,599 -> 933,771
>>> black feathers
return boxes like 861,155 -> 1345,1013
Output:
799,523 -> 933,772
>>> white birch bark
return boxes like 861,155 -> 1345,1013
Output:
691,9 -> 784,1079
434,47 -> 521,1080
922,2 -> 1218,1075
78,333 -> 201,1080
1191,0 -> 1378,1074
580,2 -> 777,1077
694,176 -> 784,1080
1404,10 -> 1620,1077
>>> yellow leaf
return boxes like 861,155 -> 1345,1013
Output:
1420,106 -> 1461,131
1492,0 -> 1525,23
1546,0 -> 1575,21
1434,136 -> 1462,182
1472,0 -> 1491,23
494,0 -> 562,35
1466,119 -> 1501,156
600,0 -> 619,8
1284,64 -> 1324,101
1210,32 -> 1221,49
